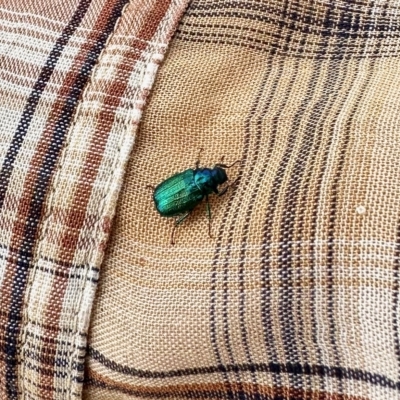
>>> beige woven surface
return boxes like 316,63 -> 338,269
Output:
85,1 -> 400,399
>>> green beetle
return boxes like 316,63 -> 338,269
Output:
148,150 -> 240,244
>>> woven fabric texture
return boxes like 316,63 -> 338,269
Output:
0,0 -> 187,398
85,0 -> 400,399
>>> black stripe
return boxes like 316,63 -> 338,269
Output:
259,53 -> 321,395
185,2 -> 397,37
220,55 -> 288,394
3,0 -> 130,397
223,55 -> 287,379
281,54 -> 354,392
0,0 -> 92,210
272,61 -> 322,391
305,4 -> 363,393
187,0 -> 387,20
206,42 -> 273,397
0,245 -> 98,281
235,55 -> 291,395
208,0 -> 289,391
0,310 -> 88,336
175,33 -> 400,60
231,52 -> 295,393
177,21 -> 340,57
185,9 -> 397,39
0,241 -> 98,271
87,346 -> 400,391
178,0 -> 400,60
277,2 -> 343,390
323,8 -> 386,390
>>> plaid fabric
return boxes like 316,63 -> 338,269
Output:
84,1 -> 400,399
0,0 -> 187,398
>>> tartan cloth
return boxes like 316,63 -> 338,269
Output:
0,0 -> 188,398
84,1 -> 400,400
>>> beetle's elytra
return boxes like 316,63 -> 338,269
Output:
148,149 -> 240,245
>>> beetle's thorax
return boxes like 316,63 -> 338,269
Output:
194,167 -> 228,194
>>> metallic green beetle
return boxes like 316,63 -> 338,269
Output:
149,150 -> 240,244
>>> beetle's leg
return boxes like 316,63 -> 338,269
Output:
146,184 -> 155,191
171,212 -> 191,245
217,186 -> 229,197
195,148 -> 204,169
214,159 -> 241,169
218,177 -> 240,197
228,176 -> 240,188
205,195 -> 212,238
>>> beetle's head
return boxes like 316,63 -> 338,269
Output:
212,166 -> 228,186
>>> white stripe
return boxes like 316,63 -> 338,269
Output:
0,7 -> 70,28
123,239 -> 400,253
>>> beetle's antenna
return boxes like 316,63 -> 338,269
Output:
195,148 -> 204,169
215,159 -> 241,169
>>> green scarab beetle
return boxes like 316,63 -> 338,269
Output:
148,150 -> 240,245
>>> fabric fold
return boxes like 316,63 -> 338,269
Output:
0,0 -> 188,398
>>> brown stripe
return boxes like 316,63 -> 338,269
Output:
86,367 -> 368,400
0,0 -> 131,395
0,0 -> 100,390
9,2 -> 132,396
38,0 -> 174,394
0,0 -> 114,366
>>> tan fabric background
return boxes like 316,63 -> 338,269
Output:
85,1 -> 400,399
